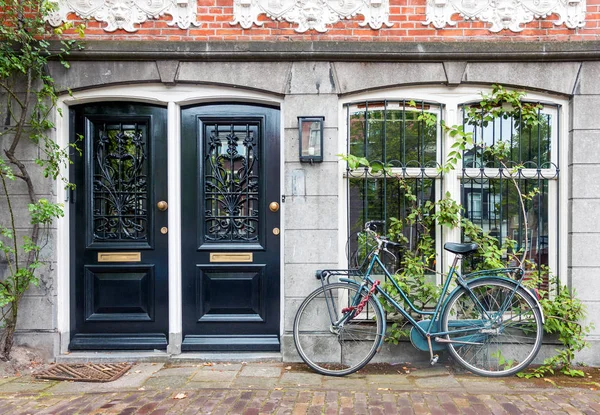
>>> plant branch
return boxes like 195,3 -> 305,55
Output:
0,81 -> 25,110
0,170 -> 18,275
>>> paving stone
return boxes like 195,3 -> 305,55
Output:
0,362 -> 599,414
239,365 -> 282,378
454,377 -> 512,393
365,374 -> 411,389
278,372 -> 323,387
322,376 -> 368,390
0,377 -> 18,386
203,363 -> 243,371
413,376 -> 461,389
191,369 -> 238,382
0,381 -> 54,393
143,375 -> 191,390
231,376 -> 280,389
405,367 -> 451,377
151,366 -> 199,378
185,381 -> 233,389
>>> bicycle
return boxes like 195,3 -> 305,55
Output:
293,220 -> 545,377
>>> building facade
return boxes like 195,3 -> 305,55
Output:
3,0 -> 600,364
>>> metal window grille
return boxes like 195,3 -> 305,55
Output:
344,99 -> 560,293
345,100 -> 442,279
460,103 -> 560,291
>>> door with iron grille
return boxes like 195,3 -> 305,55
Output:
70,103 -> 169,350
181,104 -> 281,351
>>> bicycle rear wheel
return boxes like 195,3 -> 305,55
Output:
441,279 -> 543,377
293,282 -> 384,376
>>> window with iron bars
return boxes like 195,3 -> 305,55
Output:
344,97 -> 560,291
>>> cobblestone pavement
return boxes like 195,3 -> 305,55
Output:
0,362 -> 599,414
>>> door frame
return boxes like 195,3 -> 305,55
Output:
55,85 -> 284,355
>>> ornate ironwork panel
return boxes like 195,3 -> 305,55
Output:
204,123 -> 260,242
92,123 -> 149,242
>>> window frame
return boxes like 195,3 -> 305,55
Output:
339,86 -> 567,288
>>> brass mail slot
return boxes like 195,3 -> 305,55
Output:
210,252 -> 253,263
98,252 -> 141,262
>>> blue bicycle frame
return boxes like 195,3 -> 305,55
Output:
336,248 -> 539,355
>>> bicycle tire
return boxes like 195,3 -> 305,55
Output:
293,282 -> 384,376
441,278 -> 543,377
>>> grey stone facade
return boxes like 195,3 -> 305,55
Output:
5,41 -> 599,364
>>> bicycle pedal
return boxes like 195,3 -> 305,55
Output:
430,355 -> 439,365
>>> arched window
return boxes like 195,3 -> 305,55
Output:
344,90 -> 561,290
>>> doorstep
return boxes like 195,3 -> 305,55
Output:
54,351 -> 282,364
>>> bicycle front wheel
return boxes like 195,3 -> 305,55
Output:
293,282 -> 384,376
441,279 -> 543,377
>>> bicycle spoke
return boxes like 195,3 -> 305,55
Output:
293,283 -> 383,376
442,279 -> 543,377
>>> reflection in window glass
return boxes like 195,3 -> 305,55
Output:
349,102 -> 438,167
460,105 -> 558,290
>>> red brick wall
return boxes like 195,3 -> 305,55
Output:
7,0 -> 600,42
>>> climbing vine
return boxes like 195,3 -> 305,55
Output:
341,84 -> 590,377
0,0 -> 83,360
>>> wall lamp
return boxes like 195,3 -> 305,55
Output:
298,116 -> 324,163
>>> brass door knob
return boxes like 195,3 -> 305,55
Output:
157,201 -> 168,211
269,202 -> 280,212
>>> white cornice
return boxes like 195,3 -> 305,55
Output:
424,0 -> 586,32
45,0 -> 201,32
230,0 -> 393,33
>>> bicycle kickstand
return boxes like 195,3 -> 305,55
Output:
426,335 -> 439,365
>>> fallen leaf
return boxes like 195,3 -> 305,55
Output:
173,393 -> 187,400
134,370 -> 141,374
203,362 -> 213,366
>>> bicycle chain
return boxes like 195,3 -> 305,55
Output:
341,280 -> 380,316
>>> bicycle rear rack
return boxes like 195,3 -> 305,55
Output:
315,269 -> 363,285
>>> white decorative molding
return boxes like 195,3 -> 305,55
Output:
424,0 -> 586,32
231,0 -> 393,33
45,0 -> 201,32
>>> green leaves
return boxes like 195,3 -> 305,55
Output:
518,277 -> 592,379
0,0 -> 84,359
337,153 -> 392,175
29,199 -> 64,225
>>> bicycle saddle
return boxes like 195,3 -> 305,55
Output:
443,242 -> 479,255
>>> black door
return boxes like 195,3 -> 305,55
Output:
181,104 -> 281,351
70,103 -> 169,350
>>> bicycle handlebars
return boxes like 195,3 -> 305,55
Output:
364,220 -> 402,248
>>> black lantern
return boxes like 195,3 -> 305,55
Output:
298,116 -> 324,163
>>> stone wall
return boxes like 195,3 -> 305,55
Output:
5,43 -> 595,364
0,93 -> 59,360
